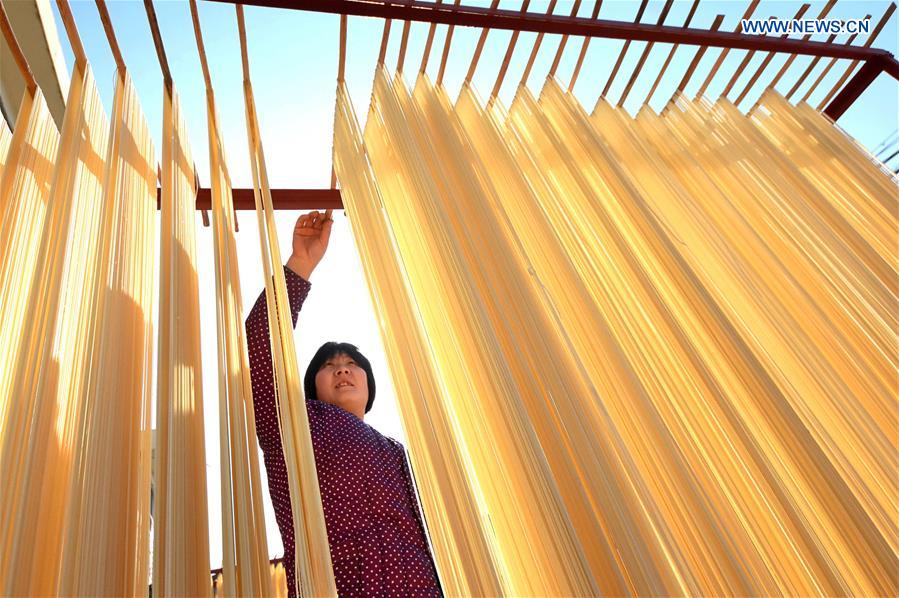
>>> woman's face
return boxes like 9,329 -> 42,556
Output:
314,352 -> 369,419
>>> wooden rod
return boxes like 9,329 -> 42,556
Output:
617,0 -> 673,106
332,13 -> 347,189
189,0 -> 213,91
694,0 -> 760,101
519,0 -> 557,89
377,16 -> 392,65
489,0 -> 530,104
644,0 -> 700,106
419,0 -> 442,75
236,5 -> 251,82
397,19 -> 412,73
732,3 -> 810,106
568,0 -> 602,92
747,0 -> 837,112
548,0 -> 581,78
95,0 -> 126,73
802,20 -> 868,104
784,32 -> 838,100
818,4 -> 896,110
600,0 -> 649,98
337,14 -> 347,82
719,15 -> 778,98
437,0 -> 462,85
665,13 -> 725,110
143,0 -> 173,89
464,0 -> 500,85
56,0 -> 87,66
0,1 -> 37,92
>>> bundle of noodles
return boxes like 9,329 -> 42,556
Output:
236,6 -> 336,595
152,80 -> 213,596
59,68 -> 157,596
0,61 -> 107,596
190,1 -> 273,592
333,63 -> 898,595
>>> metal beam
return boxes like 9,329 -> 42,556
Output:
823,56 -> 896,122
156,188 -> 343,211
212,0 -> 895,62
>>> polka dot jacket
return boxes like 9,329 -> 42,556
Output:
245,266 -> 442,597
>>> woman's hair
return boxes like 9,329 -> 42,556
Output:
304,341 -> 376,413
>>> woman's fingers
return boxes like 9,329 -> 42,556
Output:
295,210 -> 331,236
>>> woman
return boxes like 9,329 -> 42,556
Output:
245,210 -> 441,597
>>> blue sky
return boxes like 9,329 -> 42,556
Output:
46,0 -> 898,570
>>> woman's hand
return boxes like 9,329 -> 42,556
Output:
286,209 -> 333,280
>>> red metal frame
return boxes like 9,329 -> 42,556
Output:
156,188 -> 343,211
213,0 -> 895,62
204,0 -> 898,206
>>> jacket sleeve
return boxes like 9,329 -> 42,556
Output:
245,265 -> 312,454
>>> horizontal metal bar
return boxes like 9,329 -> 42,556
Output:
156,188 -> 343,211
212,0 -> 895,62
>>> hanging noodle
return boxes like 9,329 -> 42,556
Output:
59,68 -> 157,596
214,560 -> 289,597
0,88 -> 59,434
0,62 -> 107,596
0,5 -> 893,595
0,117 -> 11,176
199,46 -> 274,598
333,69 -> 898,595
153,81 -> 213,596
236,6 -> 336,596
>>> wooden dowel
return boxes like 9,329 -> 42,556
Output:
95,0 -> 126,73
0,1 -> 37,92
189,0 -> 213,91
784,32 -> 837,100
57,0 -> 87,66
732,3 -> 809,106
568,0 -> 602,92
464,0 -> 500,84
748,0 -> 837,113
419,0 -> 442,74
332,13 -> 346,190
600,0 -> 649,98
437,0 -> 461,85
802,19 -> 868,104
617,0 -> 673,106
519,0 -> 557,88
644,0 -> 700,106
397,19 -> 412,73
694,0 -> 760,101
143,0 -> 173,89
488,0 -> 530,105
548,0 -> 581,78
337,14 -> 347,82
817,4 -> 896,110
719,15 -> 777,98
236,5 -> 251,83
664,13 -> 724,111
377,17 -> 392,65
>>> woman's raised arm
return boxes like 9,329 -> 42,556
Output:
245,210 -> 333,452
